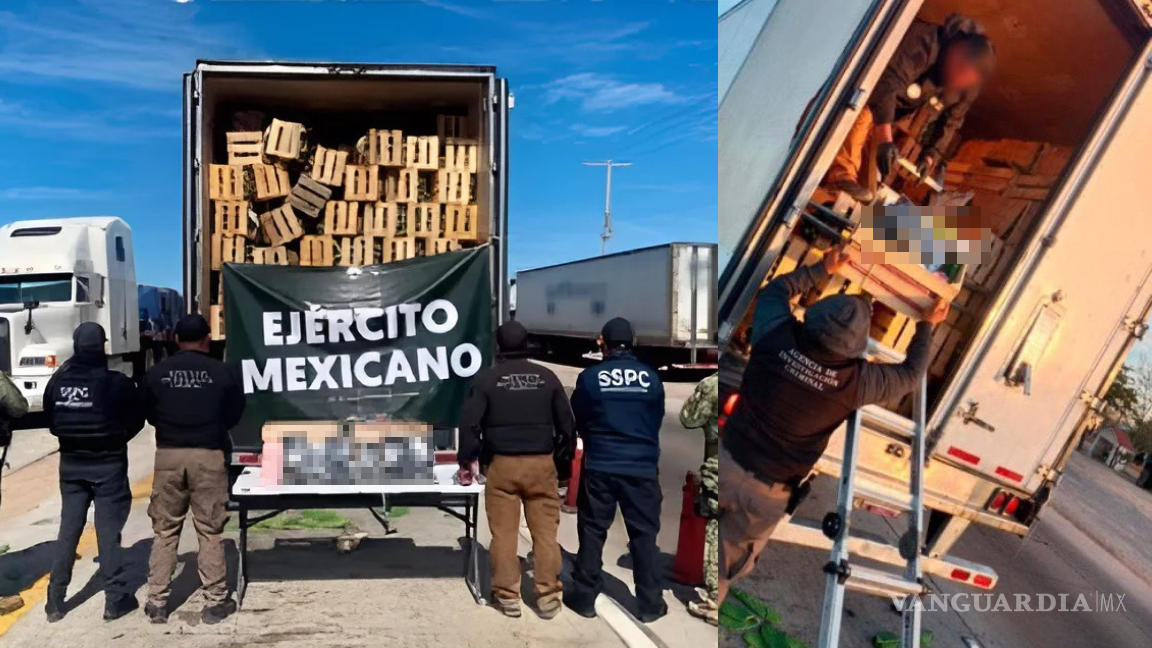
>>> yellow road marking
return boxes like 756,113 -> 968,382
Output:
0,472 -> 154,636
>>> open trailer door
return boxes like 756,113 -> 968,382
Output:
720,0 -> 924,337
929,39 -> 1152,494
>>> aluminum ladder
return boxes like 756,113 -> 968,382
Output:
816,371 -> 928,648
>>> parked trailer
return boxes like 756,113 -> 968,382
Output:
516,243 -> 717,368
0,218 -> 180,410
719,0 -> 1152,588
182,61 -> 511,463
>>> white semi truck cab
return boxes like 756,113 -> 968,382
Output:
0,217 -> 144,412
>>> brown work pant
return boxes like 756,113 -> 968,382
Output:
824,106 -> 876,187
485,454 -> 562,604
717,444 -> 792,604
146,448 -> 229,606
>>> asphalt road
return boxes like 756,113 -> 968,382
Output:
719,452 -> 1152,648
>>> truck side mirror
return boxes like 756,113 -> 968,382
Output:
23,301 -> 39,334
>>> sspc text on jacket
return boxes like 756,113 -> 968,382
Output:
571,351 -> 665,477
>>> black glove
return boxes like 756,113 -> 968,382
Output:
916,152 -> 937,182
877,141 -> 899,179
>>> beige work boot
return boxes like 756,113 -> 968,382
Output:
0,594 -> 24,615
494,597 -> 522,618
537,595 -> 562,620
687,589 -> 719,627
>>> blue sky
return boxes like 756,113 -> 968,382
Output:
0,0 -> 717,290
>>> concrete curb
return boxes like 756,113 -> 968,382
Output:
595,594 -> 666,648
517,522 -> 671,648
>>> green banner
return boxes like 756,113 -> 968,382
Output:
223,246 -> 493,451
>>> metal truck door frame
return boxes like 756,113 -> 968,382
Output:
719,0 -> 922,339
182,70 -> 201,316
492,77 -> 510,327
929,40 -> 1152,493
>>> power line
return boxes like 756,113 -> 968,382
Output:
583,160 -> 633,255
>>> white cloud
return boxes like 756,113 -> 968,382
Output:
0,187 -> 110,200
0,1 -> 253,90
570,123 -> 628,138
544,73 -> 686,112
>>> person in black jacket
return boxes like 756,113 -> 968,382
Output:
717,248 -> 948,603
565,317 -> 667,623
44,322 -> 145,623
141,314 -> 246,625
824,14 -> 995,203
458,320 -> 576,619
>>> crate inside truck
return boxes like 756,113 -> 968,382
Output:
183,61 -> 510,462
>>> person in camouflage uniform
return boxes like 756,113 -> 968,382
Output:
679,373 -> 718,625
0,369 -> 29,613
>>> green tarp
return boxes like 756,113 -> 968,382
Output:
222,246 -> 493,451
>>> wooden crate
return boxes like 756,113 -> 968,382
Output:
435,170 -> 471,205
367,129 -> 404,167
443,138 -> 478,174
213,200 -> 249,237
226,132 -> 263,166
288,175 -> 332,219
437,115 -> 467,141
324,201 -> 361,236
385,169 -> 419,202
339,235 -> 378,266
445,204 -> 484,241
300,235 -> 336,267
312,145 -> 348,186
390,237 -> 417,262
412,203 -> 440,237
259,204 -> 304,247
264,118 -> 305,160
251,164 -> 290,200
405,136 -> 439,170
210,305 -> 225,341
432,239 -> 458,255
252,245 -> 298,266
345,165 -> 380,201
208,164 -> 245,200
365,201 -> 397,236
211,233 -> 246,270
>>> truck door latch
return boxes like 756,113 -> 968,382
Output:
957,401 -> 996,433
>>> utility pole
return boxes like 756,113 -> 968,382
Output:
583,160 -> 632,255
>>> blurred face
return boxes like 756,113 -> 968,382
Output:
942,44 -> 985,91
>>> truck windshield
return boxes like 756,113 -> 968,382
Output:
0,273 -> 74,305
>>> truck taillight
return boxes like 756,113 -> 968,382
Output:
951,568 -> 971,582
988,491 -> 1007,512
236,453 -> 261,466
973,574 -> 994,588
45,355 -> 57,367
1004,496 -> 1020,516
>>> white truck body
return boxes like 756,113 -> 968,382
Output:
719,0 -> 1152,560
0,217 -> 142,411
516,243 -> 717,365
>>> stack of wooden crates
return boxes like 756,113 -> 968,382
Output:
924,138 -> 1073,381
208,115 -> 486,340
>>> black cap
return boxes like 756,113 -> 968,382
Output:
175,314 -> 212,343
496,320 -> 529,356
73,322 -> 107,354
601,317 -> 634,348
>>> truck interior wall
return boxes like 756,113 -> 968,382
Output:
196,74 -> 491,315
732,0 -> 1144,419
